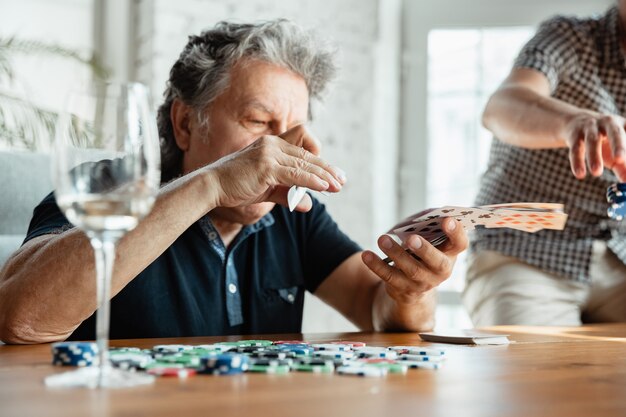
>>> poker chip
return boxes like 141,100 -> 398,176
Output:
147,367 -> 196,378
274,344 -> 313,355
312,343 -> 351,351
248,364 -> 291,374
51,342 -> 98,367
272,340 -> 309,345
198,353 -> 250,375
154,353 -> 203,367
109,347 -> 142,355
250,350 -> 294,360
153,344 -> 192,354
336,365 -> 387,377
606,183 -> 626,220
387,346 -> 445,356
398,354 -> 445,362
312,350 -> 355,360
354,347 -> 397,359
237,340 -> 273,347
110,352 -> 154,370
330,341 -> 366,348
358,361 -> 408,374
291,363 -> 334,373
249,358 -> 293,367
400,360 -> 442,370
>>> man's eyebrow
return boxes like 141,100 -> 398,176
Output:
242,100 -> 273,114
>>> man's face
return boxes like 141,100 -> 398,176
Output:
181,59 -> 310,225
620,0 -> 626,23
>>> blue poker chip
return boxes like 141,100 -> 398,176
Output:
607,193 -> 626,205
197,353 -> 249,375
51,342 -> 98,367
608,182 -> 626,191
274,344 -> 313,355
608,202 -> 626,220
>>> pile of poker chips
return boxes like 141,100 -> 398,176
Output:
607,183 -> 626,220
51,340 -> 446,378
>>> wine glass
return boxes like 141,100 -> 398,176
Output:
45,81 -> 160,388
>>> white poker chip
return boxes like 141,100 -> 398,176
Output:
337,365 -> 387,377
387,346 -> 446,356
312,343 -> 351,351
153,344 -> 192,353
313,350 -> 354,360
354,347 -> 397,359
398,354 -> 445,362
400,360 -> 442,370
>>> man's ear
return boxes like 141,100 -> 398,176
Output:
171,99 -> 193,152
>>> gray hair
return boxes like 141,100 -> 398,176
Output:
156,19 -> 338,182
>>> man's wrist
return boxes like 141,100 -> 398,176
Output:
197,167 -> 222,211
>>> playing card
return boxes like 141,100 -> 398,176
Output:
287,186 -> 308,212
413,206 -> 501,231
483,208 -> 567,232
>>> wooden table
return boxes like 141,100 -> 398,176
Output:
1,324 -> 625,417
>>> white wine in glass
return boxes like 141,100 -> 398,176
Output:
45,82 -> 160,388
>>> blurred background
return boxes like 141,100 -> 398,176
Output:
0,0 -> 609,332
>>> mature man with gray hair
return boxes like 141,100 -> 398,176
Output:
0,20 -> 467,343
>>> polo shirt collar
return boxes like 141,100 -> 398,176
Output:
199,210 -> 276,247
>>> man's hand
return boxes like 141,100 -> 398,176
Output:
361,218 -> 467,305
563,112 -> 626,181
208,125 -> 346,212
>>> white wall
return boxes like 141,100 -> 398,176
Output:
136,0 -> 402,332
0,0 -> 94,150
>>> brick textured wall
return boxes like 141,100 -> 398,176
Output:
137,0 -> 402,332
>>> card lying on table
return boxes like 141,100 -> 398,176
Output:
419,330 -> 510,345
392,202 -> 567,248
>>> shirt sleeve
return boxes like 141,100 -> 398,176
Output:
300,198 -> 362,293
23,192 -> 73,244
514,16 -> 581,93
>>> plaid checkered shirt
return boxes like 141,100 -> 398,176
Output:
472,6 -> 626,283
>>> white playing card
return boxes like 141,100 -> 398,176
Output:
484,208 -> 567,232
411,206 -> 500,231
287,186 -> 308,212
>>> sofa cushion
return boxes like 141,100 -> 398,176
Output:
0,151 -> 52,265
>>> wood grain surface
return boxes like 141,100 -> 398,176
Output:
1,324 -> 625,417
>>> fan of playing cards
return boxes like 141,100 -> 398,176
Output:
391,202 -> 568,247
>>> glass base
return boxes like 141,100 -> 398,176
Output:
45,365 -> 155,389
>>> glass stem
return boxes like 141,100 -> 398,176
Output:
89,234 -> 118,388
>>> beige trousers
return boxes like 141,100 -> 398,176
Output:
463,241 -> 626,326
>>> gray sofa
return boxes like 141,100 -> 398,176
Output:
0,151 -> 53,267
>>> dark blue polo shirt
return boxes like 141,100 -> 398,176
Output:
24,193 -> 361,339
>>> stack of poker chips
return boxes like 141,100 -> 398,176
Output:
607,183 -> 626,220
51,342 -> 98,367
50,339 -> 446,378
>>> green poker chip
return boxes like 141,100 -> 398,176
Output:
291,363 -> 334,373
236,340 -> 273,347
247,364 -> 291,374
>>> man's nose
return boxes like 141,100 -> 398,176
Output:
271,120 -> 288,136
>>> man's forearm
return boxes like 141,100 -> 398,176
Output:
483,85 -> 588,149
0,169 -> 218,344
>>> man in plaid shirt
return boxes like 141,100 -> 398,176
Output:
466,3 -> 626,326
